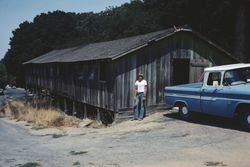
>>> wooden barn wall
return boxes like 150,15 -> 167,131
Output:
25,32 -> 237,112
25,61 -> 115,111
113,32 -> 236,111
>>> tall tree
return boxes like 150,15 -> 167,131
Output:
3,0 -> 250,86
233,0 -> 249,62
3,11 -> 79,85
0,63 -> 8,88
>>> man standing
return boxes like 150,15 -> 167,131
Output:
133,73 -> 147,121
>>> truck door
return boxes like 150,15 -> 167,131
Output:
201,72 -> 229,116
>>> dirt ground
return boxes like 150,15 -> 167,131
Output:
0,109 -> 250,167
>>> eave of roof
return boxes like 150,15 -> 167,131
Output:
23,27 -> 239,65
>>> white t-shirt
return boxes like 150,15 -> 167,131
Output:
135,80 -> 147,93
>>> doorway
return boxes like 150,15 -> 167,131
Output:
173,58 -> 190,85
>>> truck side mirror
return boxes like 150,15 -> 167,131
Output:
213,81 -> 219,87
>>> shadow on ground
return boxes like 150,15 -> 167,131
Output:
164,112 -> 244,132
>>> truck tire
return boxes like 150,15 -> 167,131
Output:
179,104 -> 191,121
239,109 -> 250,132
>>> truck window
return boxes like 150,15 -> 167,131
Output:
223,67 -> 250,86
207,72 -> 221,86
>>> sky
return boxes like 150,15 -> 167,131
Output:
0,0 -> 130,59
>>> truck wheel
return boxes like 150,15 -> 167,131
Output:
179,104 -> 191,121
239,109 -> 250,132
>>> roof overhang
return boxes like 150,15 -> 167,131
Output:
23,27 -> 240,65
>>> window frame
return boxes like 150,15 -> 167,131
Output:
206,71 -> 223,87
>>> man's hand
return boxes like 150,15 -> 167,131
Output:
143,95 -> 146,101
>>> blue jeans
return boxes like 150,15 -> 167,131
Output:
134,92 -> 146,119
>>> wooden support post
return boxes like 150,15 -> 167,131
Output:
73,101 -> 76,116
35,86 -> 38,94
35,95 -> 38,109
49,94 -> 52,108
96,108 -> 101,122
114,110 -> 117,123
56,96 -> 60,109
84,103 -> 87,119
35,87 -> 39,109
64,98 -> 67,113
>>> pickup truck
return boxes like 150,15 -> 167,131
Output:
165,63 -> 250,131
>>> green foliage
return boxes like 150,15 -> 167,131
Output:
3,1 -> 250,85
0,63 -> 8,88
0,63 -> 16,88
4,11 -> 80,86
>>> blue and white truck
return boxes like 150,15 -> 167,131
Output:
165,63 -> 250,131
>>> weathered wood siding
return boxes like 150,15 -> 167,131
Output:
113,32 -> 235,110
25,61 -> 114,111
25,31 -> 237,114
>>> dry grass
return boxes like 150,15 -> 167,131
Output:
0,100 -> 81,128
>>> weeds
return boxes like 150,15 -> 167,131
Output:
0,100 -> 81,128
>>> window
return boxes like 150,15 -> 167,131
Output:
77,72 -> 84,81
88,69 -> 95,81
207,72 -> 221,86
99,63 -> 107,82
223,67 -> 250,86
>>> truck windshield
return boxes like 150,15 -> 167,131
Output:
223,67 -> 250,86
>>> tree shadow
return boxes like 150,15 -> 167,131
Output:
163,111 -> 245,132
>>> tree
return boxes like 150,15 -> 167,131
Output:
0,63 -> 8,88
233,0 -> 249,62
3,11 -> 80,86
3,1 -> 250,86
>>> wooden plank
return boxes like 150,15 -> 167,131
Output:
84,103 -> 87,118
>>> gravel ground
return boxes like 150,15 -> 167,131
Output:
0,89 -> 250,167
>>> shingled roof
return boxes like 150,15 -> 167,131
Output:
23,27 -> 238,64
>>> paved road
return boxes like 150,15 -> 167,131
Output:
0,118 -> 64,167
0,89 -> 250,167
1,111 -> 250,167
0,88 -> 70,167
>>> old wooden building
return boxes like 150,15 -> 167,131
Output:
24,27 -> 238,123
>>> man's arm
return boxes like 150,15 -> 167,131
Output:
135,86 -> 138,95
144,85 -> 147,97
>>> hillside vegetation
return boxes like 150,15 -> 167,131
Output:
3,0 -> 250,85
